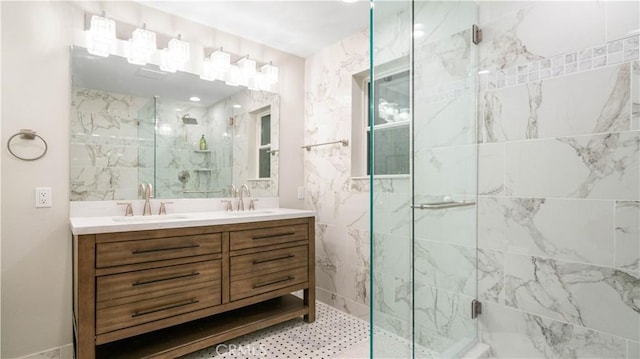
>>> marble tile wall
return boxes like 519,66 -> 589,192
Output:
70,87 -> 151,200
304,27 -> 372,324
476,2 -> 640,358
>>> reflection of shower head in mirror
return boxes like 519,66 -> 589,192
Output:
181,114 -> 198,125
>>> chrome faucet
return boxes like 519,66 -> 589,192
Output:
237,184 -> 251,211
139,183 -> 153,215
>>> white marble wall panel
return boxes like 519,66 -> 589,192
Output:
505,253 -> 640,340
478,143 -> 505,196
413,286 -> 476,354
480,302 -> 628,358
414,29 -> 472,92
414,144 -> 477,197
413,201 -> 476,247
478,249 -> 505,305
633,61 -> 639,130
414,1 -> 476,47
414,93 -> 476,148
372,2 -> 410,67
483,64 -> 631,143
414,239 -> 476,297
479,2 -> 606,71
605,1 -> 640,42
478,197 -> 615,266
615,201 -> 640,272
505,132 -> 640,200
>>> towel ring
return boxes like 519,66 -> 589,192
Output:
7,129 -> 48,161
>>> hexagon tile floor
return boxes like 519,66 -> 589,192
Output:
180,301 -> 436,359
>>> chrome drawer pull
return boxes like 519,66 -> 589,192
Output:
252,232 -> 295,240
252,254 -> 295,265
132,271 -> 200,286
253,276 -> 294,289
131,299 -> 199,318
131,243 -> 200,254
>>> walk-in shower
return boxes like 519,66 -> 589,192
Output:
370,1 -> 639,358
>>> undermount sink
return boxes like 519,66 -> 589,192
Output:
112,214 -> 192,222
224,209 -> 276,215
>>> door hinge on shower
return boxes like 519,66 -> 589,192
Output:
471,299 -> 482,319
472,24 -> 482,45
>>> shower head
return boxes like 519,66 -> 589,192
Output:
181,114 -> 198,125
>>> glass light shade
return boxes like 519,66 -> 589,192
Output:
86,15 -> 116,57
201,50 -> 231,81
225,64 -> 241,86
168,38 -> 190,65
260,63 -> 279,85
160,38 -> 190,72
237,57 -> 257,78
254,72 -> 270,91
127,28 -> 156,65
159,48 -> 177,73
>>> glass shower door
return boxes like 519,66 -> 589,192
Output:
411,1 -> 479,357
371,1 -> 480,358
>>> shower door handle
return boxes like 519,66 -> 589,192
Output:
411,201 -> 476,210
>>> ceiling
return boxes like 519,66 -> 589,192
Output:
140,1 -> 371,58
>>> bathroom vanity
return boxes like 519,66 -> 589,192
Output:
71,209 -> 315,359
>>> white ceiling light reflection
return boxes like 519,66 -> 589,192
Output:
413,23 -> 425,38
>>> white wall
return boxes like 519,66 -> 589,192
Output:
1,1 -> 304,357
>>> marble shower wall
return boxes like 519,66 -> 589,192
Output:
70,87 -> 151,200
476,2 -> 640,358
304,28 -> 372,323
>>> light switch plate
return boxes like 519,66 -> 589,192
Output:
297,187 -> 305,200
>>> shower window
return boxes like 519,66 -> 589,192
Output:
367,69 -> 410,175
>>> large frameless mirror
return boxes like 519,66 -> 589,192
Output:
69,46 -> 279,201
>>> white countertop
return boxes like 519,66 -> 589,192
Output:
70,208 -> 316,235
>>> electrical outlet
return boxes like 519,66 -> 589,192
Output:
35,187 -> 52,208
297,186 -> 305,200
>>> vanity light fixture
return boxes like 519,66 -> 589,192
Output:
86,12 -> 116,57
126,24 -> 157,65
201,49 -> 231,82
260,62 -> 279,86
160,34 -> 190,73
237,55 -> 257,87
225,64 -> 241,86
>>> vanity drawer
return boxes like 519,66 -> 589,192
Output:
96,234 -> 221,268
96,287 -> 220,335
230,266 -> 308,301
97,260 -> 221,303
230,245 -> 307,279
230,224 -> 308,251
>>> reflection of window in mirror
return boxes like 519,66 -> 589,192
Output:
258,112 -> 271,179
351,64 -> 410,177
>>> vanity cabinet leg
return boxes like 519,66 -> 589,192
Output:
75,235 -> 96,359
304,217 -> 316,323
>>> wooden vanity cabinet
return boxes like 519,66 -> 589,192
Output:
73,217 -> 315,359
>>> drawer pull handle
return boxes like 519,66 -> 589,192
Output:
252,232 -> 295,240
253,276 -> 295,289
253,254 -> 295,265
131,299 -> 199,318
132,271 -> 200,286
131,243 -> 200,254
